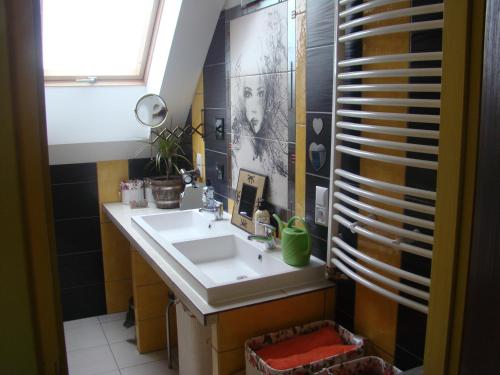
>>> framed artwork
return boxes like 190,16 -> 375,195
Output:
230,2 -> 289,209
231,169 -> 267,234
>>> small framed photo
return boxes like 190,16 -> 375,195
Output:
231,169 -> 267,234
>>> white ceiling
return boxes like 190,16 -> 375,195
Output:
149,0 -> 226,127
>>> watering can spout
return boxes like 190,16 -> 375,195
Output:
272,213 -> 284,236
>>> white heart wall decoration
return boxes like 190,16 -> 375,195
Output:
312,118 -> 323,135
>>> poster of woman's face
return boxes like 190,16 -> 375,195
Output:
230,2 -> 288,209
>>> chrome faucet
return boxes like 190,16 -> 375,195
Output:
199,200 -> 224,220
248,223 -> 277,250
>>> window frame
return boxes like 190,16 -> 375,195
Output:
43,0 -> 164,86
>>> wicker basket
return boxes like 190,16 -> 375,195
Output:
245,320 -> 364,375
313,356 -> 402,375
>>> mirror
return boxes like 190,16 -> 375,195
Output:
231,169 -> 267,234
238,184 -> 258,218
134,94 -> 168,128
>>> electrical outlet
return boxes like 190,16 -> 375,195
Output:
315,186 -> 328,227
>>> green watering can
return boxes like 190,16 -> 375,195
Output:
273,214 -> 311,267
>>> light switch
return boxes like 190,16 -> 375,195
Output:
315,186 -> 328,227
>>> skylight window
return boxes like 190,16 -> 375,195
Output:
42,0 -> 161,83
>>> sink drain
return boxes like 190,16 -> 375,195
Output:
236,275 -> 248,280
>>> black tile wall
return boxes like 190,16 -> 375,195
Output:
58,252 -> 104,290
306,113 -> 332,178
310,234 -> 327,262
306,0 -> 335,49
395,305 -> 427,361
205,149 -> 228,197
51,162 -> 105,321
54,217 -> 101,255
205,15 -> 226,66
204,108 -> 228,153
52,182 -> 99,220
306,45 -> 334,113
128,158 -> 159,179
203,63 -> 227,109
203,10 -> 229,203
335,308 -> 355,333
50,163 -> 97,184
395,346 -> 425,371
60,284 -> 106,322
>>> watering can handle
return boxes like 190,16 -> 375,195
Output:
287,216 -> 311,256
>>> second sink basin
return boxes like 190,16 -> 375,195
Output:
171,235 -> 325,305
173,235 -> 290,284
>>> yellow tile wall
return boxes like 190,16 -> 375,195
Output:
97,160 -> 133,313
191,74 -> 206,182
295,9 -> 307,218
353,2 -> 411,361
131,246 -> 177,353
210,289 -> 334,374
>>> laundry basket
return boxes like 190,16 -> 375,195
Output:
245,320 -> 364,375
314,356 -> 402,375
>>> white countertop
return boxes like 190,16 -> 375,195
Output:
103,202 -> 334,325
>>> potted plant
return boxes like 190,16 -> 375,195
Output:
148,133 -> 191,209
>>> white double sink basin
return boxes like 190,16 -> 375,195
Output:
132,210 -> 325,305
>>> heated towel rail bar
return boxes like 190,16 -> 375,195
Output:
327,0 -> 443,314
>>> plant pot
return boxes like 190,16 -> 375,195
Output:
150,176 -> 184,209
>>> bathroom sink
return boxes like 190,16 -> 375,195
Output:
173,235 -> 289,284
132,210 -> 325,305
132,209 -> 225,242
171,235 -> 325,305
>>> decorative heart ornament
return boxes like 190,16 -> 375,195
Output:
309,143 -> 327,171
312,118 -> 323,135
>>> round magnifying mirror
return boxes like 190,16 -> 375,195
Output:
134,94 -> 168,128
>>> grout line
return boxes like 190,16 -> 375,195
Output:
204,61 -> 226,68
229,69 -> 294,80
51,180 -> 97,186
65,342 -> 109,354
54,215 -> 100,223
57,249 -> 102,257
99,317 -> 122,372
60,282 -> 105,291
306,111 -> 333,115
306,171 -> 330,180
306,43 -> 335,52
205,148 -> 228,156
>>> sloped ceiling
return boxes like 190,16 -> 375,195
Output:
149,0 -> 226,127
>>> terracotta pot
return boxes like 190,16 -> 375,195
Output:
150,176 -> 184,209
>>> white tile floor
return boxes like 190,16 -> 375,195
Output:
64,312 -> 178,375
